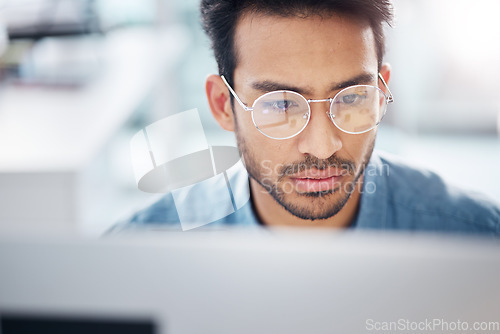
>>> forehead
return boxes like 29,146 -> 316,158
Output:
233,12 -> 378,91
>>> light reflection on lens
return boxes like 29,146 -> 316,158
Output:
252,91 -> 310,139
330,85 -> 387,134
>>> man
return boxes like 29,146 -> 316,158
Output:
121,0 -> 500,234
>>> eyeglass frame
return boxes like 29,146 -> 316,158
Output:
221,73 -> 394,140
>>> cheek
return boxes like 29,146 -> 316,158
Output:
235,107 -> 257,137
253,136 -> 289,166
340,131 -> 376,160
237,110 -> 287,154
241,128 -> 292,175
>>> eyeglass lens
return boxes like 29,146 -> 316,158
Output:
251,85 -> 387,139
252,91 -> 310,139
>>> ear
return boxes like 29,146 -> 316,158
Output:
205,74 -> 235,132
378,63 -> 391,94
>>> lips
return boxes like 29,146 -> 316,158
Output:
291,167 -> 345,179
289,168 -> 347,193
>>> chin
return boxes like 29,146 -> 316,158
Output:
275,190 -> 352,221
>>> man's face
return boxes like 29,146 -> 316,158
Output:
231,12 -> 381,221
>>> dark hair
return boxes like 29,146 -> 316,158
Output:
200,0 -> 394,85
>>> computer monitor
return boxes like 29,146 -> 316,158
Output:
1,229 -> 499,334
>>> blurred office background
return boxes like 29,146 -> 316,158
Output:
0,0 -> 499,235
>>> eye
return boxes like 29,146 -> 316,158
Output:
341,93 -> 363,104
336,89 -> 369,106
264,100 -> 298,112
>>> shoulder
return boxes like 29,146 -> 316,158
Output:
128,194 -> 180,224
108,160 -> 256,233
370,151 -> 500,234
105,194 -> 183,234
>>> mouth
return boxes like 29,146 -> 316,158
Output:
289,168 -> 348,193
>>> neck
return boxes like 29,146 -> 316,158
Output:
249,176 -> 363,228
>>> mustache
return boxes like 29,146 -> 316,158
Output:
277,155 -> 356,179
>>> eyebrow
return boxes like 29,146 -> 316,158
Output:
250,72 -> 377,95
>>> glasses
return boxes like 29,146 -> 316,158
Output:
221,73 -> 394,140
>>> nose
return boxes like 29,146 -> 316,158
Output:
296,102 -> 343,160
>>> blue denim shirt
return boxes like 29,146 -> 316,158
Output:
118,151 -> 500,235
